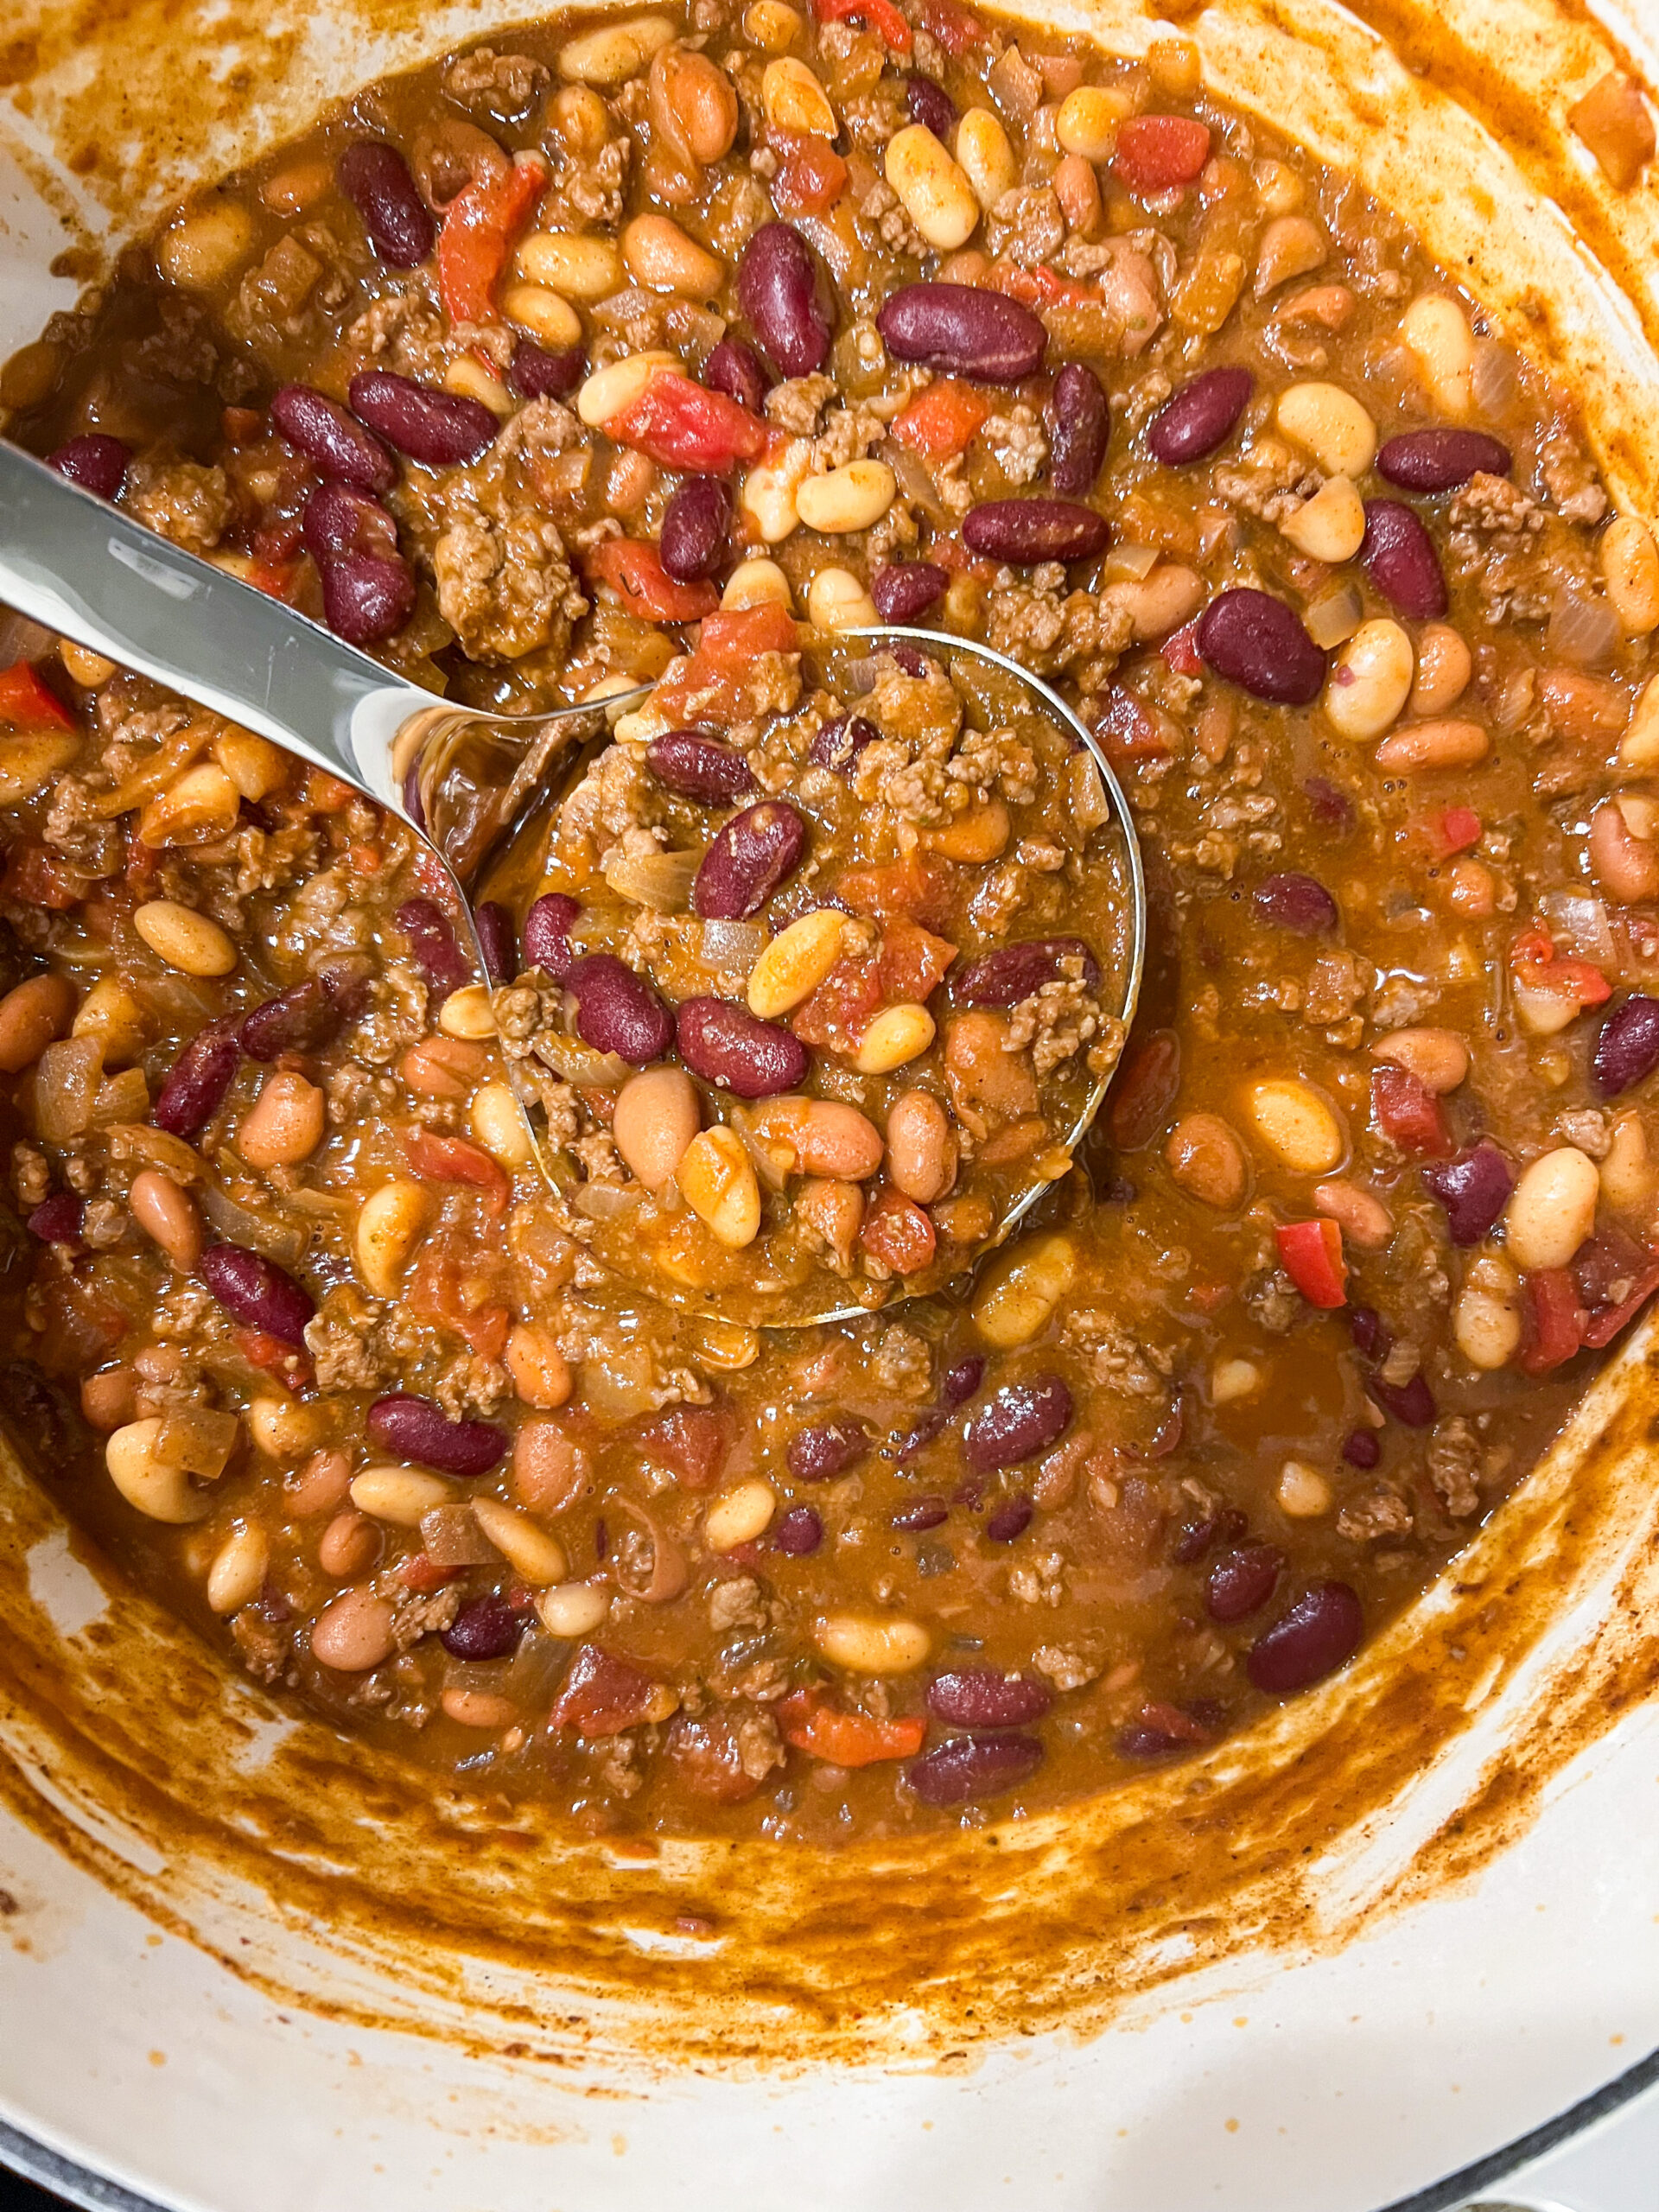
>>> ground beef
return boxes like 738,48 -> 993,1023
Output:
124,456 -> 235,554
545,135 -> 632,229
388,1585 -> 462,1650
42,777 -> 121,876
304,1291 -> 398,1391
1303,949 -> 1376,1028
1243,1268 -> 1301,1335
980,404 -> 1049,486
1061,1311 -> 1172,1396
1448,472 -> 1542,538
1337,1483 -> 1414,1541
558,741 -> 664,857
765,373 -> 837,435
345,288 -> 454,382
441,46 -> 550,113
869,1323 -> 931,1396
406,421 -> 588,660
986,578 -> 1133,686
1005,970 -> 1103,1077
987,185 -> 1066,268
1426,1414 -> 1483,1518
1213,439 -> 1322,525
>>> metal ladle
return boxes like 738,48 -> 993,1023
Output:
0,441 -> 1145,1325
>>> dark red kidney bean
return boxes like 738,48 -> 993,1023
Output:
1350,1304 -> 1391,1360
1147,366 -> 1254,464
692,801 -> 806,921
737,222 -> 835,377
153,1015 -> 241,1138
1376,428 -> 1511,493
199,1243 -> 315,1347
1173,1506 -> 1245,1563
314,954 -> 374,1022
524,892 -> 582,977
47,434 -> 130,500
366,1393 -> 506,1476
1206,1543 -> 1285,1623
396,898 -> 471,1003
1362,499 -> 1449,620
511,336 -> 585,400
907,1732 -> 1044,1807
898,1408 -> 949,1460
346,369 -> 497,467
27,1192 -> 84,1245
440,1594 -> 525,1660
808,715 -> 877,774
1247,1580 -> 1363,1694
963,498 -> 1110,565
942,1354 -> 984,1405
320,555 -> 416,645
676,997 -> 809,1097
1574,1224 -> 1649,1309
473,901 -> 515,987
1046,362 -> 1110,496
1342,1427 -> 1381,1468
646,729 -> 756,804
787,1416 -> 869,1482
1108,1029 -> 1181,1152
985,1495 -> 1033,1543
1254,871 -> 1338,934
240,978 -> 340,1061
302,481 -> 397,563
1593,994 -> 1659,1097
1304,774 -> 1355,833
893,1495 -> 949,1532
1367,1370 -> 1437,1427
660,476 -> 734,583
1421,1141 -> 1513,1247
704,336 -> 772,414
963,1377 -> 1072,1471
401,756 -> 426,831
877,283 -> 1047,383
1197,588 -> 1325,706
564,954 -> 675,1065
337,140 -> 435,268
906,73 -> 957,135
773,1504 -> 823,1555
872,562 -> 947,624
270,384 -> 395,493
927,1668 -> 1052,1728
955,937 -> 1099,1006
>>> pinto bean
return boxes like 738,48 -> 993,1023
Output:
963,499 -> 1110,564
887,1089 -> 956,1203
676,997 -> 809,1096
311,1588 -> 395,1671
612,1065 -> 701,1189
346,369 -> 498,466
692,800 -> 806,919
1164,1112 -> 1248,1209
565,954 -> 675,1065
875,283 -> 1047,382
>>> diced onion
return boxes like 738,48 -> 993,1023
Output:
601,843 -> 699,911
198,1183 -> 308,1266
1547,590 -> 1619,670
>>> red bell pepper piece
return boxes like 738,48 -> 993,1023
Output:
1510,926 -> 1611,1009
1274,1217 -> 1349,1309
915,0 -> 986,50
586,537 -> 720,623
607,372 -> 767,475
1520,1268 -> 1588,1374
1370,1064 -> 1455,1159
779,1688 -> 927,1765
893,378 -> 992,461
0,661 -> 74,730
1113,115 -> 1213,194
402,1126 -> 512,1218
437,153 -> 546,325
810,0 -> 912,51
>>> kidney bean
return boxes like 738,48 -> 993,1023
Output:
240,978 -> 340,1061
396,898 -> 471,1003
270,384 -> 395,493
153,1015 -> 241,1137
199,1243 -> 315,1346
660,476 -> 734,583
511,336 -> 586,400
646,728 -> 756,804
808,715 -> 878,774
47,434 -> 130,500
877,284 -> 1047,383
906,1732 -> 1044,1806
677,996 -> 809,1096
692,800 -> 806,920
302,482 -> 397,563
1173,1507 -> 1245,1563
1342,1427 -> 1381,1468
906,72 -> 957,135
942,1354 -> 984,1405
963,499 -> 1110,565
1376,428 -> 1511,493
1593,994 -> 1659,1097
985,1495 -> 1033,1543
1349,1304 -> 1391,1360
1304,775 -> 1355,833
315,954 -> 374,1023
366,1392 -> 506,1476
704,336 -> 772,414
472,901 -> 516,987
1046,362 -> 1110,496
963,1377 -> 1072,1471
773,1504 -> 823,1555
872,562 -> 948,623
898,1408 -> 949,1461
1254,871 -> 1338,934
1206,1543 -> 1284,1623
927,1669 -> 1052,1729
1367,1370 -> 1437,1427
565,954 -> 675,1065
893,1495 -> 949,1532
1421,1141 -> 1513,1247
737,222 -> 835,377
524,892 -> 582,977
1362,499 -> 1449,621
1247,1580 -> 1363,1693
28,1192 -> 84,1245
320,555 -> 416,645
346,369 -> 497,467
337,139 -> 434,268
1197,588 -> 1326,706
955,937 -> 1099,1006
788,1416 -> 870,1482
440,1593 -> 525,1661
1147,366 -> 1254,465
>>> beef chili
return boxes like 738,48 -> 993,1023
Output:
2,0 -> 1658,1839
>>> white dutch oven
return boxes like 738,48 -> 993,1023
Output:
3,1 -> 1659,2204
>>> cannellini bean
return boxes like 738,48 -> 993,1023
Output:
1313,1177 -> 1393,1249
503,283 -> 583,348
807,567 -> 879,630
704,1478 -> 777,1552
238,1070 -> 326,1167
887,1089 -> 957,1205
1619,677 -> 1659,770
1410,623 -> 1473,717
1243,1077 -> 1345,1173
885,124 -> 979,251
687,1318 -> 760,1372
677,1124 -> 762,1248
472,1080 -> 536,1168
1601,516 -> 1659,637
722,557 -> 793,611
505,1322 -> 573,1408
558,16 -> 676,86
551,83 -> 609,153
247,1395 -> 335,1459
1601,1112 -> 1657,1213
537,1581 -> 613,1637
956,107 -> 1019,211
133,899 -> 237,977
520,230 -> 627,302
575,346 -> 676,424
438,983 -> 496,1040
355,1178 -> 435,1297
350,1465 -> 454,1527
796,459 -> 896,535
923,797 -> 1010,862
444,356 -> 514,416
60,639 -> 117,687
761,55 -> 837,136
129,1168 -> 203,1269
137,762 -> 241,848
794,1176 -> 863,1267
0,732 -> 80,805
814,1611 -> 931,1674
740,438 -> 811,544
107,1410 -> 235,1523
613,1065 -> 700,1191
1055,83 -> 1134,160
1371,1027 -> 1470,1093
1372,718 -> 1489,772
1276,382 -> 1376,478
1255,214 -> 1325,297
1503,1146 -> 1599,1270
158,202 -> 255,289
1276,1461 -> 1332,1517
1401,294 -> 1475,416
621,213 -> 724,298
206,1522 -> 269,1613
972,1231 -> 1077,1349
0,973 -> 75,1074
1211,1357 -> 1262,1404
854,1002 -> 935,1075
212,728 -> 286,802
749,910 -> 854,1018
471,1495 -> 568,1585
310,1587 -> 395,1672
1453,1248 -> 1522,1370
1281,475 -> 1365,563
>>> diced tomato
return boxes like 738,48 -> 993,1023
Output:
302,767 -> 359,814
607,372 -> 768,475
693,602 -> 798,671
1161,619 -> 1204,677
1113,115 -> 1213,194
232,1326 -> 314,1390
220,404 -> 264,444
878,917 -> 957,1006
551,1643 -> 659,1736
893,378 -> 992,461
915,0 -> 986,49
1274,1217 -> 1349,1309
1510,926 -> 1611,1009
810,0 -> 912,50
772,133 -> 849,215
1581,1260 -> 1659,1348
245,556 -> 302,604
1435,805 -> 1482,856
836,853 -> 959,935
860,1187 -> 937,1274
399,1553 -> 467,1594
791,952 -> 883,1049
1370,1064 -> 1454,1158
436,151 -> 546,324
402,1126 -> 512,1217
585,537 -> 720,623
2,842 -> 84,910
778,1688 -> 928,1765
1520,1268 -> 1588,1375
0,661 -> 74,731
1093,686 -> 1175,763
636,1403 -> 734,1491
407,1246 -> 512,1360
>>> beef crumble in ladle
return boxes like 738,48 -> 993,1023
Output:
0,442 -> 1145,1325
